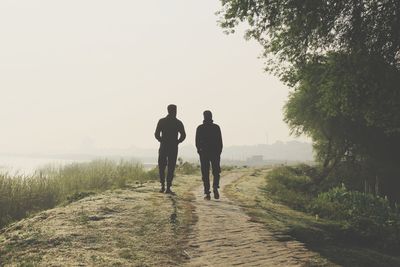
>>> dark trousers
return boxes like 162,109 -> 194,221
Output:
158,145 -> 178,188
200,153 -> 221,194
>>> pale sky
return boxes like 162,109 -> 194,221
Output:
0,0 -> 307,154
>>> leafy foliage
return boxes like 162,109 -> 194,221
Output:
312,186 -> 400,248
218,0 -> 400,200
219,0 -> 400,82
284,52 -> 400,199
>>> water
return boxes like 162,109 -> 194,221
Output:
0,155 -> 86,175
0,155 -> 157,175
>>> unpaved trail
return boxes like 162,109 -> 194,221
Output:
184,172 -> 322,267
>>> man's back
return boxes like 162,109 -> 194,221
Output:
196,110 -> 222,200
196,122 -> 223,155
155,115 -> 186,147
155,104 -> 186,194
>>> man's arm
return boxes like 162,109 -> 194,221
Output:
217,125 -> 223,155
154,120 -> 162,142
195,126 -> 201,153
178,121 -> 186,143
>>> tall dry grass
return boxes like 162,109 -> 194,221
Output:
0,159 -> 151,228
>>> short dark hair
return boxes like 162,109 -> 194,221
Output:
203,110 -> 212,120
167,104 -> 177,114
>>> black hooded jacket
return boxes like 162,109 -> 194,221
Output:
195,120 -> 223,156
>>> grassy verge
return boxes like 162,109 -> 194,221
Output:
0,173 -> 200,266
0,159 -> 152,229
224,168 -> 400,267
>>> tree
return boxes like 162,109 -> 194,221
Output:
219,0 -> 400,81
218,0 -> 400,200
285,52 -> 400,197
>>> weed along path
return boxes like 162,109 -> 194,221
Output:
184,172 -> 324,267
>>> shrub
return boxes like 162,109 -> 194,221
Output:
176,161 -> 198,175
311,185 -> 400,247
145,167 -> 160,181
267,166 -> 313,193
265,166 -> 314,210
266,165 -> 400,249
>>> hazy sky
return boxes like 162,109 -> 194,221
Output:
0,0 -> 308,153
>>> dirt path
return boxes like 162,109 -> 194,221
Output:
184,172 -> 321,267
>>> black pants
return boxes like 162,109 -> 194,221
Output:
158,145 -> 178,188
200,153 -> 221,194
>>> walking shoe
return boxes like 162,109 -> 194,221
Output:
165,188 -> 176,195
213,189 -> 220,199
204,194 -> 211,200
159,185 -> 165,193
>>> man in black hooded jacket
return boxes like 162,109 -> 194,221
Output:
155,104 -> 186,194
196,110 -> 223,200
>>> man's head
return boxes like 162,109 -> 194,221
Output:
203,110 -> 213,122
167,104 -> 177,117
